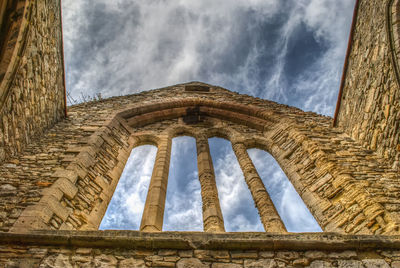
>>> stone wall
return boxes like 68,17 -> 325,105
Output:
0,0 -> 66,162
1,82 -> 400,237
335,0 -> 400,169
0,231 -> 399,267
1,0 -> 400,266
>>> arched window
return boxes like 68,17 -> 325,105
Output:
248,148 -> 321,232
100,145 -> 157,230
163,136 -> 202,231
209,137 -> 264,232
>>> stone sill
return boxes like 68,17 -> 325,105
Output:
0,231 -> 400,250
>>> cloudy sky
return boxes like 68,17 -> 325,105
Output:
62,0 -> 355,232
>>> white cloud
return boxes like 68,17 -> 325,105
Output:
210,138 -> 264,232
248,149 -> 322,232
100,145 -> 157,230
62,0 -> 355,110
163,137 -> 203,231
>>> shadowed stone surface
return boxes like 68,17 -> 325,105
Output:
0,0 -> 66,162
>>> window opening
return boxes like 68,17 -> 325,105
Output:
163,136 -> 202,231
99,145 -> 157,230
248,148 -> 322,232
209,137 -> 264,232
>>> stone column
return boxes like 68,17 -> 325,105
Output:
232,142 -> 287,233
196,135 -> 225,232
140,135 -> 172,232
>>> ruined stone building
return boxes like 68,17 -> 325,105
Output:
0,0 -> 399,267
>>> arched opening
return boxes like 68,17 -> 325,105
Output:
209,137 -> 264,232
248,148 -> 322,232
30,98 -> 336,233
163,136 -> 202,231
96,101 -> 325,233
99,145 -> 157,230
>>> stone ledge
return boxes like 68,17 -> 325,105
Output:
0,231 -> 399,250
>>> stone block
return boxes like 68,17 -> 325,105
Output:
179,250 -> 193,257
231,251 -> 258,259
119,258 -> 145,268
93,254 -> 117,267
152,260 -> 175,267
52,169 -> 78,183
244,259 -> 276,268
362,259 -> 390,268
176,258 -> 208,268
337,260 -> 363,268
304,251 -> 327,259
158,249 -> 177,256
39,195 -> 70,221
276,251 -> 299,260
52,177 -> 78,199
259,251 -> 275,259
327,251 -> 357,259
309,260 -> 332,268
40,254 -> 73,268
213,263 -> 242,268
211,250 -> 230,259
392,261 -> 400,268
292,258 -> 310,266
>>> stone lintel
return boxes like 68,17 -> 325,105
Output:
1,231 -> 400,251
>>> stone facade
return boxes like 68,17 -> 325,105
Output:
1,0 -> 400,267
1,83 -> 398,236
0,0 -> 66,162
335,0 -> 400,169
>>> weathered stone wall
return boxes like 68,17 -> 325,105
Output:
1,0 -> 399,266
0,0 -> 66,162
2,82 -> 400,237
0,231 -> 399,268
335,0 -> 400,169
0,100 -> 134,232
